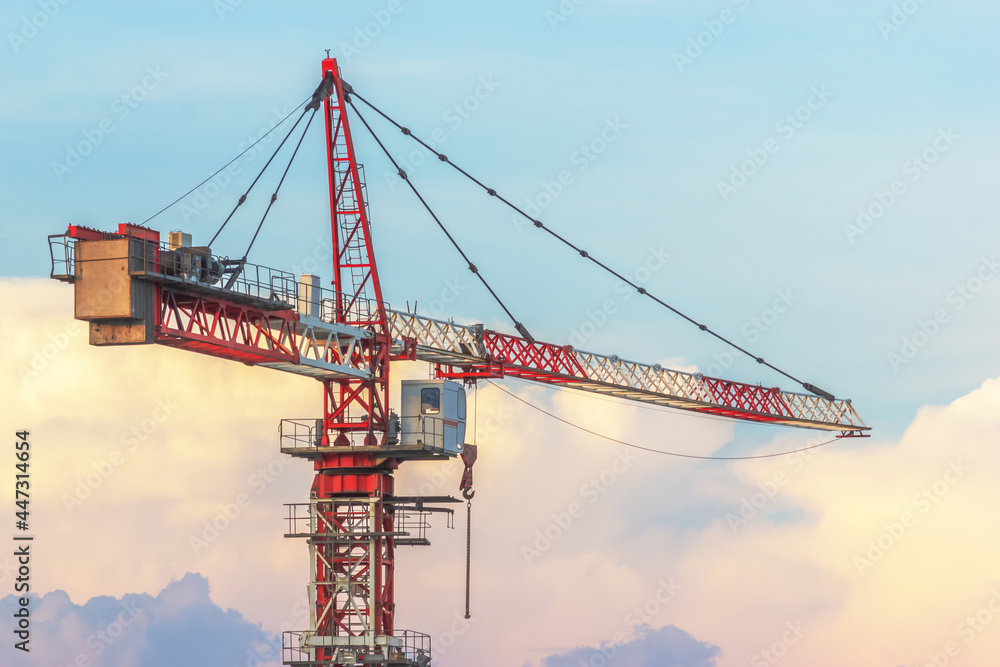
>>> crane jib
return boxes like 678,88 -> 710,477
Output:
387,310 -> 868,433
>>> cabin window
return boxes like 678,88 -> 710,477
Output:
420,388 -> 440,415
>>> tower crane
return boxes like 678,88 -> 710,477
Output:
46,57 -> 868,667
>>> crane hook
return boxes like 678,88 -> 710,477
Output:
458,443 -> 478,499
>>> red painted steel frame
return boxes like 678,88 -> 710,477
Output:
321,56 -> 390,445
700,376 -> 792,418
436,331 -> 807,425
482,330 -> 585,376
323,59 -> 386,328
312,58 -> 397,662
157,289 -> 299,366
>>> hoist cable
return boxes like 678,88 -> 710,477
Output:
138,97 -> 309,227
486,381 -> 843,461
464,386 -> 477,620
347,98 -> 536,342
464,499 -> 472,620
349,88 -> 835,401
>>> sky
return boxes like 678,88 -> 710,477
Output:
2,1 -> 1000,666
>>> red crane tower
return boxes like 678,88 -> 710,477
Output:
47,57 -> 868,666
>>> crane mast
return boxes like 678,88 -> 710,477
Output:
291,58 -> 419,664
44,56 -> 869,667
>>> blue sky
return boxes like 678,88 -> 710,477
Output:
4,1 -> 999,441
3,3 -> 1000,665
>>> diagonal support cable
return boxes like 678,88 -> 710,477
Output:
209,73 -> 334,249
209,107 -> 311,249
240,106 -> 320,262
347,98 -> 536,343
348,86 -> 836,400
138,97 -> 310,227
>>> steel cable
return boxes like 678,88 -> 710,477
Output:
349,88 -> 836,401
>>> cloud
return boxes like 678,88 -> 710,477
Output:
0,278 -> 317,631
7,277 -> 1000,667
0,573 -> 281,667
541,625 -> 720,667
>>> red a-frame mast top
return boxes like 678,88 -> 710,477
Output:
322,57 -> 386,330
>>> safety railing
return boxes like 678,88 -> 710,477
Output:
398,415 -> 445,452
283,497 -> 451,545
393,507 -> 433,543
279,418 -> 383,450
279,419 -> 325,449
49,230 -> 387,325
281,629 -> 431,666
48,234 -> 76,282
283,498 -> 382,540
279,416 -> 447,452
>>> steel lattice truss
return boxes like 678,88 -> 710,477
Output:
388,310 -> 867,432
284,498 -> 409,666
158,290 -> 375,380
324,68 -> 385,330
